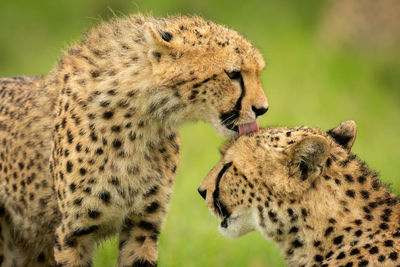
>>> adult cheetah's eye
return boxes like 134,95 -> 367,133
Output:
224,70 -> 242,80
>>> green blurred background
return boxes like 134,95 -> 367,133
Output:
1,0 -> 399,266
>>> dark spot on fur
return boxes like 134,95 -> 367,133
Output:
380,223 -> 389,230
336,252 -> 346,259
346,190 -> 355,198
350,248 -> 360,255
88,209 -> 100,219
369,246 -> 379,254
103,111 -> 114,119
384,240 -> 393,247
345,174 -> 354,182
66,130 -> 73,143
99,191 -> 111,204
138,221 -> 157,232
79,168 -> 86,176
144,186 -> 158,197
69,183 -> 76,193
145,202 -> 159,213
389,251 -> 398,260
152,51 -> 162,61
113,139 -> 122,149
292,239 -> 303,248
74,198 -> 83,206
111,125 -> 121,132
333,235 -> 343,245
324,226 -> 334,237
360,190 -> 369,199
315,255 -> 323,262
91,70 -> 100,78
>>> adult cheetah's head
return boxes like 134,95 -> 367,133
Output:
198,121 -> 357,238
144,16 -> 269,137
59,15 -> 268,137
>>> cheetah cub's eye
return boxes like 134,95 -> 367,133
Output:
225,70 -> 242,81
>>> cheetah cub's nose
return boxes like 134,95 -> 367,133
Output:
198,187 -> 207,200
252,105 -> 269,118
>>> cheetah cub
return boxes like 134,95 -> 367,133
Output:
0,15 -> 268,267
199,121 -> 400,267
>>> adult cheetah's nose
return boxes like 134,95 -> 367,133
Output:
198,187 -> 207,200
252,105 -> 269,118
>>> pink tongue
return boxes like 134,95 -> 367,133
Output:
238,121 -> 259,136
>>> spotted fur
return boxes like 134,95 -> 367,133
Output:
199,121 -> 400,267
0,15 -> 268,267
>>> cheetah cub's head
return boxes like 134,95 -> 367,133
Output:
144,17 -> 268,137
198,121 -> 356,238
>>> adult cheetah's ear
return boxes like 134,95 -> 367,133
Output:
288,136 -> 330,182
144,23 -> 174,49
327,120 -> 357,152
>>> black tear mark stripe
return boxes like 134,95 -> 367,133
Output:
213,162 -> 233,218
220,76 -> 246,132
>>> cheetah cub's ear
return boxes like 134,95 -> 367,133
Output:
288,136 -> 330,182
327,120 -> 357,151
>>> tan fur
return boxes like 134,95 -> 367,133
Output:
0,15 -> 268,267
199,121 -> 400,267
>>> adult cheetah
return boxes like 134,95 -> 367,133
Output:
0,15 -> 268,267
199,121 -> 400,267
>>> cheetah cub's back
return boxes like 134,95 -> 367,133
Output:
0,15 -> 268,267
200,121 -> 400,267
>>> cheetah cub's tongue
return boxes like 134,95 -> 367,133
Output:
238,121 -> 259,136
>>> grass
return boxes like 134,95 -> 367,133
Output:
1,1 -> 399,266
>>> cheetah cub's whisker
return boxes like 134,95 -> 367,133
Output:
199,120 -> 400,267
0,15 -> 268,267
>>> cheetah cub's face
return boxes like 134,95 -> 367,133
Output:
198,123 -> 347,238
144,19 -> 268,137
